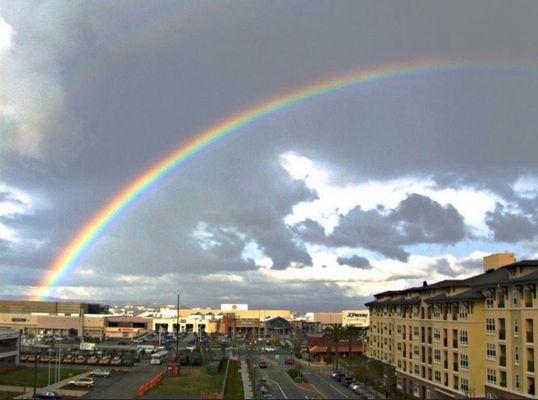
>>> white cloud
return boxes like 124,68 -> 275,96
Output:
282,152 -> 504,235
0,15 -> 13,57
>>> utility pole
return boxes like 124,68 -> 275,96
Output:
176,293 -> 180,362
33,345 -> 37,400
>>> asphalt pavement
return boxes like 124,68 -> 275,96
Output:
83,361 -> 165,399
251,353 -> 362,399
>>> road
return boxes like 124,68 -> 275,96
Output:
84,361 -> 165,399
251,353 -> 360,399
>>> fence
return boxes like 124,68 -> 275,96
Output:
137,372 -> 163,397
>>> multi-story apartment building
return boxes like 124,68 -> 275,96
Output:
366,254 -> 538,399
0,329 -> 20,371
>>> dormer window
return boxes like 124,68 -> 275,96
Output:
485,290 -> 495,308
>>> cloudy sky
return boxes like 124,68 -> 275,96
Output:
1,1 -> 538,311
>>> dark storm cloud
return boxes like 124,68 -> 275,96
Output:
336,255 -> 371,269
485,204 -> 538,242
297,194 -> 465,261
2,1 -> 538,306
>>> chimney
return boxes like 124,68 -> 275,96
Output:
483,252 -> 516,272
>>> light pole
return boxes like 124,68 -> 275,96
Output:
32,345 -> 37,400
176,293 -> 180,363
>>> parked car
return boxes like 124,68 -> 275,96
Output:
35,391 -> 62,399
258,361 -> 268,368
90,369 -> 111,378
68,377 -> 94,388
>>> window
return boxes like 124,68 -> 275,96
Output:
459,303 -> 468,319
486,291 -> 495,308
486,318 -> 496,333
397,342 -> 402,351
515,346 -> 519,365
397,325 -> 402,335
414,326 -> 419,337
460,354 -> 469,370
513,289 -> 519,307
487,368 -> 497,384
397,360 -> 402,369
414,364 -> 420,375
414,346 -> 420,356
433,305 -> 441,318
459,330 -> 468,345
514,318 -> 519,337
431,369 -> 440,382
412,383 -> 419,397
487,343 -> 496,360
434,349 -> 441,363
515,373 -> 520,391
433,328 -> 441,341
460,378 -> 469,393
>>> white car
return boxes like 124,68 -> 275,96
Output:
90,369 -> 110,378
68,377 -> 94,388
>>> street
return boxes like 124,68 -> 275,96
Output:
251,352 -> 360,399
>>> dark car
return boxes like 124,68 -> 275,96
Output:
35,392 -> 62,400
258,361 -> 268,368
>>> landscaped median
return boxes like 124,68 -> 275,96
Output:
223,361 -> 244,399
145,358 -> 245,399
147,366 -> 224,397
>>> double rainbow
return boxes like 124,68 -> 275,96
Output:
33,59 -> 479,299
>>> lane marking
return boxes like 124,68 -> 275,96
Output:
327,381 -> 351,398
266,378 -> 288,399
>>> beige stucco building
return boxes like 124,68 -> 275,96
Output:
366,253 -> 538,399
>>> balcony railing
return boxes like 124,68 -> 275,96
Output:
527,331 -> 534,343
499,330 -> 506,340
528,361 -> 535,373
499,355 -> 506,367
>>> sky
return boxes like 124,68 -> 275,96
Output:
1,1 -> 538,311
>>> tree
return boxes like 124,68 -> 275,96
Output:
325,324 -> 344,371
343,325 -> 360,373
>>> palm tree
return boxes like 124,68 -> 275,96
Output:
343,325 -> 360,373
325,324 -> 344,371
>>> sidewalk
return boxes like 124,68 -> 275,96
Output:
240,357 -> 254,400
15,370 -> 91,399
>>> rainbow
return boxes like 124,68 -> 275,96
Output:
33,58 -> 491,299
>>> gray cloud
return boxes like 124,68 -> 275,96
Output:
336,255 -> 371,269
1,1 -> 538,307
297,194 -> 466,261
486,203 -> 538,242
